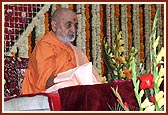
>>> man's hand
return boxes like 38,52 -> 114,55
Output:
46,74 -> 55,89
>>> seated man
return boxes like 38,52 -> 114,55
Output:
21,8 -> 102,95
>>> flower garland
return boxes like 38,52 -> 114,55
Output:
45,11 -> 49,34
18,35 -> 29,58
61,4 -> 68,8
156,4 -> 162,50
150,4 -> 156,58
110,4 -> 115,47
127,4 -> 132,54
91,4 -> 102,75
139,5 -> 144,62
81,4 -> 86,53
100,4 -> 105,75
7,4 -> 51,58
132,4 -> 140,71
28,33 -> 32,58
144,4 -> 151,71
76,4 -> 82,49
35,13 -> 45,42
121,4 -> 128,56
114,4 -> 120,31
151,4 -> 156,28
76,4 -> 86,53
51,4 -> 56,15
91,4 -> 97,66
85,4 -> 91,61
114,4 -> 120,52
105,4 -> 111,45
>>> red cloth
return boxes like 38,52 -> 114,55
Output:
45,93 -> 61,111
58,80 -> 139,111
4,79 -> 164,111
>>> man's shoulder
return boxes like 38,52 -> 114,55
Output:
36,31 -> 57,45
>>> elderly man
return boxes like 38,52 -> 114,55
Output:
21,8 -> 102,94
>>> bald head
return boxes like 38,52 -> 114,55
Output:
51,8 -> 78,45
52,8 -> 76,22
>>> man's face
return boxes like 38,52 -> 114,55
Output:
56,13 -> 78,44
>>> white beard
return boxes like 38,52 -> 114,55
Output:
56,28 -> 76,45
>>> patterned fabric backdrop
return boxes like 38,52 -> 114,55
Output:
3,3 -> 165,97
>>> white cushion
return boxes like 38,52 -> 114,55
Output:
4,95 -> 50,111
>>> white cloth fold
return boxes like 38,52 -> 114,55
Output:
45,62 -> 100,93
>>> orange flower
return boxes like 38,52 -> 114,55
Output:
115,56 -> 123,63
123,69 -> 132,79
125,56 -> 129,61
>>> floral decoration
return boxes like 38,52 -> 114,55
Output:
103,24 -> 138,82
139,73 -> 154,90
109,10 -> 165,111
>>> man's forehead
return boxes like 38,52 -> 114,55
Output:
61,16 -> 78,23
